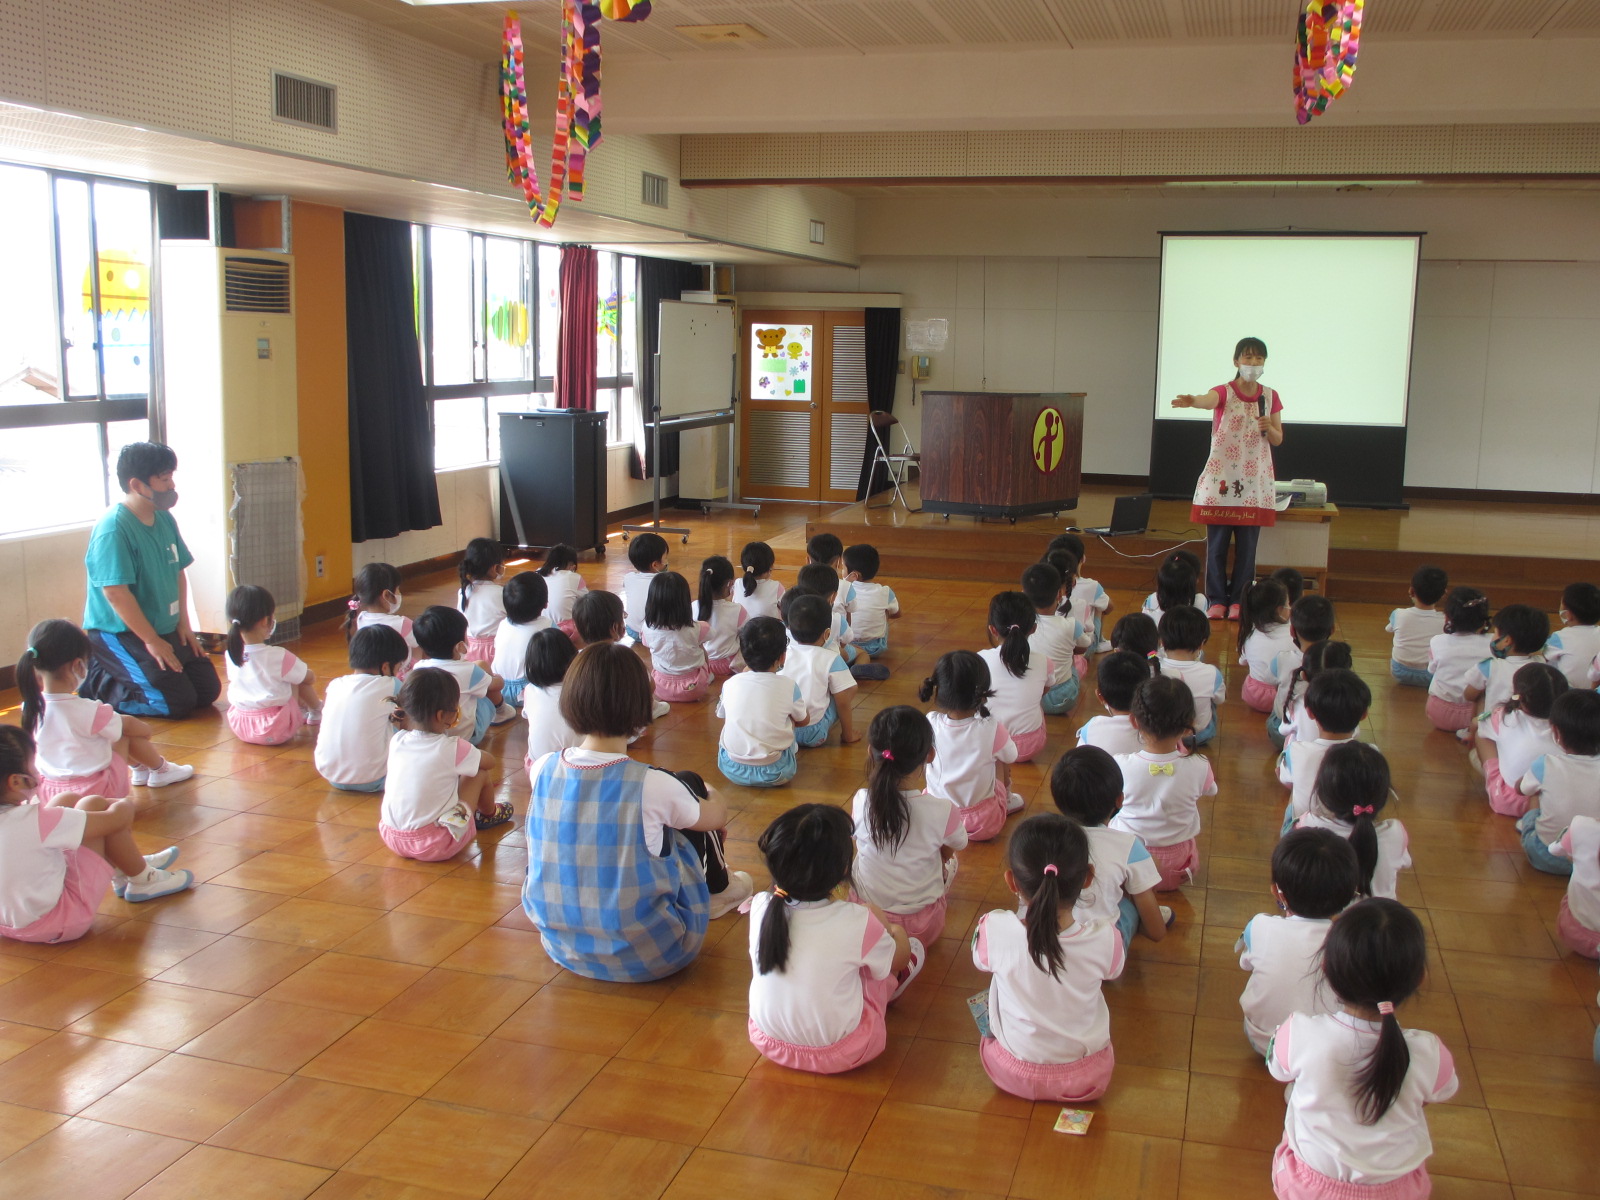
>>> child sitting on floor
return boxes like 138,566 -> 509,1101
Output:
1024,562 -> 1088,715
1463,603 -> 1549,718
780,595 -> 858,748
413,605 -> 511,745
1277,668 -> 1372,834
1237,578 -> 1298,714
1427,587 -> 1493,735
1476,663 -> 1566,817
1545,582 -> 1600,691
697,555 -> 747,676
1077,652 -> 1152,758
641,571 -> 713,704
1158,606 -> 1225,746
717,617 -> 807,788
1386,565 -> 1447,687
1110,676 -> 1216,890
843,543 -> 899,658
224,585 -> 321,746
920,649 -> 1020,841
315,625 -> 408,793
1517,690 -> 1600,876
491,571 -> 551,707
1293,741 -> 1411,902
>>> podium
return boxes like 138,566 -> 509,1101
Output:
920,392 -> 1084,520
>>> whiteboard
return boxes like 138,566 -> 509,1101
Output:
657,300 -> 736,420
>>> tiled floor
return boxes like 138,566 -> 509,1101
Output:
2,504 -> 1597,1200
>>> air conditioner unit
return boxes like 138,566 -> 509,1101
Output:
158,245 -> 302,634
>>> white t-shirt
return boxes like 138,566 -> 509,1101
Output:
35,694 -> 121,779
315,673 -> 401,787
641,622 -> 709,675
1387,607 -> 1444,669
779,641 -> 855,727
846,580 -> 899,641
735,577 -> 786,622
747,896 -> 897,1048
974,909 -> 1124,1065
0,803 -> 90,931
1030,612 -> 1085,689
1277,735 -> 1364,820
492,616 -> 552,682
226,644 -> 307,710
1469,653 -> 1542,715
1520,751 -> 1600,845
1545,624 -> 1600,691
541,569 -> 586,624
978,646 -> 1050,740
850,788 -> 968,914
1077,825 -> 1161,929
1427,631 -> 1494,703
1237,914 -> 1338,1055
1109,750 -> 1216,847
381,729 -> 479,832
1240,624 -> 1301,686
718,672 -> 806,764
1295,810 -> 1412,901
355,611 -> 417,654
1484,706 -> 1558,787
925,712 -> 1017,810
523,683 -> 579,764
459,580 -> 506,639
413,659 -> 491,741
1072,576 -> 1110,620
1159,657 -> 1226,731
533,748 -> 701,856
622,570 -> 657,633
1554,814 -> 1600,934
1143,591 -> 1207,620
1077,713 -> 1143,758
1279,681 -> 1320,747
701,598 -> 746,661
1269,1012 -> 1458,1184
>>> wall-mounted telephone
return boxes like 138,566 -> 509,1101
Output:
910,356 -> 932,381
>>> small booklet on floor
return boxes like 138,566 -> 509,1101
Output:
1054,1109 -> 1094,1136
966,990 -> 991,1039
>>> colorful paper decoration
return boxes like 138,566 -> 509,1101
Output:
1293,0 -> 1363,125
501,3 -> 651,228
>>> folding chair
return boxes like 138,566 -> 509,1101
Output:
867,411 -> 920,513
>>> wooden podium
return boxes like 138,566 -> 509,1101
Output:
920,392 -> 1084,520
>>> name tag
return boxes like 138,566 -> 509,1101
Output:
167,543 -> 179,564
170,601 -> 180,616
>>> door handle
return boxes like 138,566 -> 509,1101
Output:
809,401 -> 818,410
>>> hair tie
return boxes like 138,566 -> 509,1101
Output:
1042,864 -> 1058,876
1351,804 -> 1375,816
1510,693 -> 1521,702
230,618 -> 242,626
23,646 -> 36,657
347,597 -> 361,611
880,749 -> 894,762
772,886 -> 789,899
1007,624 -> 1020,633
744,565 -> 754,573
1376,1001 -> 1395,1016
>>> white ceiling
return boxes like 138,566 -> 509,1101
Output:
312,0 -> 1600,62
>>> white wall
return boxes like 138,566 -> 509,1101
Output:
0,525 -> 92,659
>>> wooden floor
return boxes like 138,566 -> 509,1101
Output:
0,502 -> 1596,1200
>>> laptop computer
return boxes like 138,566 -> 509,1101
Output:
1081,495 -> 1152,537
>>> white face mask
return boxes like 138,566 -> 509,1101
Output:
1237,364 -> 1264,383
388,593 -> 403,614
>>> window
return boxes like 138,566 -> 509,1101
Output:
593,251 -> 637,446
0,164 -> 152,535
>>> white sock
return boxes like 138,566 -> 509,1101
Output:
126,866 -> 157,885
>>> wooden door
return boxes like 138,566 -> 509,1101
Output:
740,308 -> 869,503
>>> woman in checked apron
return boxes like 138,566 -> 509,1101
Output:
1171,337 -> 1284,620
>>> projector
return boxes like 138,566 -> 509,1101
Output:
1275,479 -> 1328,508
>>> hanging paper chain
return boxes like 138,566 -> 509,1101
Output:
501,2 -> 651,228
1293,0 -> 1363,125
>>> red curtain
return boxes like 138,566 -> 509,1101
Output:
556,244 -> 598,411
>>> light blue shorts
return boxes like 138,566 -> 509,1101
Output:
1391,660 -> 1433,688
1192,709 -> 1217,746
795,699 -> 838,748
1116,895 -> 1141,949
855,635 -> 888,657
332,776 -> 385,793
1042,676 -> 1079,715
1518,811 -> 1571,875
470,696 -> 495,745
717,745 -> 798,788
501,678 -> 527,707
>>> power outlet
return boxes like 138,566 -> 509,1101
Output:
315,555 -> 325,578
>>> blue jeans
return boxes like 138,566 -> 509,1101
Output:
795,700 -> 838,747
1192,709 -> 1217,746
718,745 -> 798,788
1390,660 -> 1433,688
332,776 -> 386,793
502,678 -> 527,706
1266,712 -> 1286,751
855,635 -> 888,657
1042,675 -> 1079,715
1116,895 -> 1141,949
1518,811 -> 1571,875
1205,523 -> 1261,609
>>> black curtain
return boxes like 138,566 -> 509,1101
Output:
630,257 -> 704,480
855,307 -> 902,500
345,213 -> 441,542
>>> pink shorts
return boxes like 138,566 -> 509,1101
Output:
379,820 -> 475,863
1242,676 -> 1278,714
707,654 -> 740,678
0,845 -> 116,944
1425,696 -> 1474,733
1148,839 -> 1198,890
36,756 -> 131,803
878,896 -> 948,945
748,969 -> 894,1074
1557,896 -> 1600,959
227,703 -> 304,746
959,780 -> 1009,843
557,620 -> 581,647
1482,758 -> 1529,818
1271,1141 -> 1432,1200
1011,723 -> 1048,763
978,1038 -> 1114,1103
464,635 -> 496,665
653,665 -> 713,703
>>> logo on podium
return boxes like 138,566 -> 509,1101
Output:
1032,407 -> 1064,473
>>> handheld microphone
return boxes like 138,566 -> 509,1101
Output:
1257,394 -> 1268,436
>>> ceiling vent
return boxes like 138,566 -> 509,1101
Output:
809,220 -> 827,245
272,71 -> 337,131
676,23 -> 767,44
225,257 -> 292,314
641,171 -> 669,209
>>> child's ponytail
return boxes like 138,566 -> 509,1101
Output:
756,803 -> 855,975
1008,814 -> 1091,980
345,562 -> 402,641
225,585 -> 276,668
1314,741 -> 1390,898
1155,552 -> 1200,614
1442,586 -> 1490,635
1291,638 -> 1353,692
1502,663 -> 1568,720
740,541 -> 774,598
14,647 -> 43,736
458,537 -> 506,610
1320,898 -> 1427,1124
16,620 -> 95,736
864,706 -> 933,852
539,543 -> 579,577
698,555 -> 735,623
988,592 -> 1036,680
918,650 -> 994,719
1237,578 -> 1289,658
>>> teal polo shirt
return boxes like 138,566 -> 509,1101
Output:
83,504 -> 195,636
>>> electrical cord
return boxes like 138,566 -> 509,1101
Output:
1092,532 -> 1205,560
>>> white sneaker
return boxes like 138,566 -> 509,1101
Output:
303,708 -> 322,727
1094,639 -> 1112,654
651,699 -> 671,721
114,847 -> 182,898
144,761 -> 194,788
123,866 -> 196,903
890,937 -> 926,1001
942,855 -> 959,894
1006,792 -> 1025,813
130,766 -> 149,786
491,702 -> 519,726
1159,904 -> 1175,928
709,870 -> 754,920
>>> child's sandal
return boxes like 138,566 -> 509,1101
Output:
476,801 -> 515,830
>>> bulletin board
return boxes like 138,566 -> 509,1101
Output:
658,300 -> 737,420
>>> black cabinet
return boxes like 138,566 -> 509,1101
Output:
498,409 -> 607,556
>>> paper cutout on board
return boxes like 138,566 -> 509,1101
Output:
750,323 -> 813,401
1293,0 -> 1363,124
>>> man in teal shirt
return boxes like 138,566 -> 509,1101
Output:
80,442 -> 222,719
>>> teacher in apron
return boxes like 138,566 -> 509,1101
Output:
1171,337 -> 1283,621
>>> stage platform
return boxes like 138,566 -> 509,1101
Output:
804,483 -> 1600,609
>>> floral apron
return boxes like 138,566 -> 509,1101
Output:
1190,383 -> 1279,527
